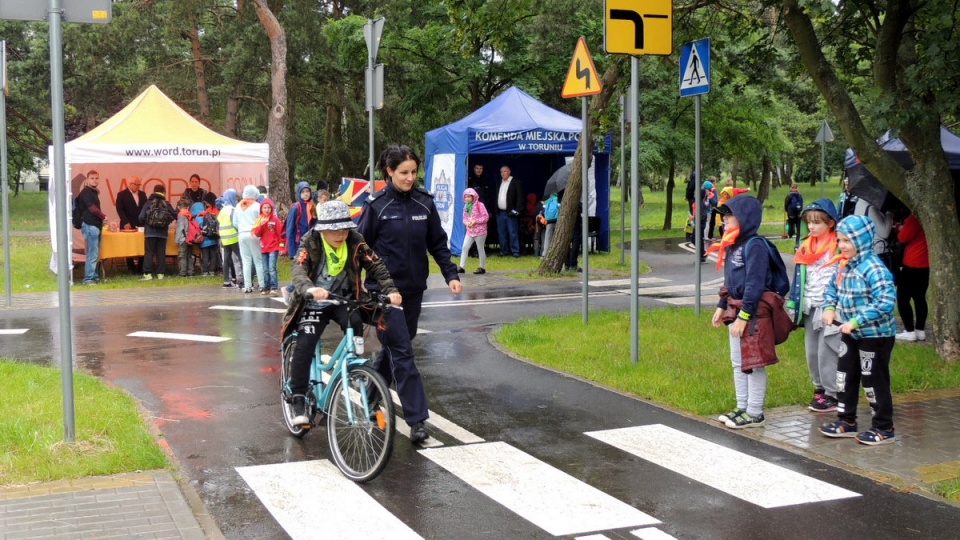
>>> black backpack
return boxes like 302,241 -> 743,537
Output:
201,213 -> 219,239
145,199 -> 174,229
72,197 -> 82,230
747,236 -> 790,297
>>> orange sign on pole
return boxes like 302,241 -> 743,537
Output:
561,37 -> 602,98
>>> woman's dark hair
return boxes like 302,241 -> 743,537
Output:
377,144 -> 420,179
189,173 -> 201,183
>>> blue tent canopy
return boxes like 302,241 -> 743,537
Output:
424,86 -> 610,255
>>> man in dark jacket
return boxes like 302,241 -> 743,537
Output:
116,175 -> 148,273
76,170 -> 108,284
495,165 -> 525,257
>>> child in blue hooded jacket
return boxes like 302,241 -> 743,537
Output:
786,199 -> 841,413
710,195 -> 783,429
818,214 -> 897,445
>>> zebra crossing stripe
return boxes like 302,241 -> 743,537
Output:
587,424 -> 861,508
127,331 -> 230,343
631,527 -> 678,539
421,441 -> 660,536
0,329 -> 29,335
210,305 -> 287,314
236,461 -> 423,540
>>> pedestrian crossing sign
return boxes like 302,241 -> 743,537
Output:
679,38 -> 710,97
561,37 -> 603,99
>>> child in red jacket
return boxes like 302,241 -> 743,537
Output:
252,197 -> 283,296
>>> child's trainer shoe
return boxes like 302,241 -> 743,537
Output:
819,419 -> 858,437
725,412 -> 765,429
809,394 -> 839,413
855,427 -> 895,446
717,408 -> 745,424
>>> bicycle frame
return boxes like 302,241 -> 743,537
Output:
308,321 -> 374,422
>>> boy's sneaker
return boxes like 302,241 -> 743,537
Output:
290,395 -> 310,428
157,274 -> 164,280
856,427 -> 896,446
916,330 -> 926,341
260,288 -> 269,295
809,394 -> 839,413
409,422 -> 429,444
895,330 -> 917,342
717,408 -> 745,424
243,287 -> 253,294
725,412 -> 765,429
139,274 -> 153,281
222,282 -> 234,288
819,419 -> 858,437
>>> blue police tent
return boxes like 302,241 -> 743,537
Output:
424,86 -> 610,256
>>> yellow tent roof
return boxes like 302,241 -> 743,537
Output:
75,85 -> 249,146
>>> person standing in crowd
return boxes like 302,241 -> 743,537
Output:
685,168 -> 698,214
705,176 -> 721,240
819,214 -> 897,445
837,177 -> 859,219
184,173 -> 207,204
218,188 -> 243,288
198,192 -> 221,276
174,199 -> 196,277
252,197 -> 283,296
138,185 -> 176,280
696,180 -> 716,262
495,165 -> 524,258
457,187 -> 489,274
115,175 -> 147,273
717,179 -> 750,237
787,199 -> 841,413
894,213 -> 929,341
541,192 -> 560,257
357,144 -> 463,443
709,196 -> 780,429
285,181 -> 315,260
784,183 -> 804,250
467,163 -> 488,207
76,170 -> 107,285
234,185 -> 264,293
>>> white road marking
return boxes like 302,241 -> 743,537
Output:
589,277 -> 670,287
587,424 -> 860,508
127,331 -> 231,343
210,305 -> 286,314
632,527 -> 678,540
422,290 -> 624,308
648,295 -> 721,306
237,461 -> 422,540
577,535 -> 613,540
421,442 -> 659,536
0,329 -> 29,335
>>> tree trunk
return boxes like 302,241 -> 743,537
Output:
782,0 -> 960,361
730,156 -> 740,186
184,15 -> 210,124
537,61 -> 620,275
663,157 -> 676,230
252,0 -> 291,207
224,85 -> 240,137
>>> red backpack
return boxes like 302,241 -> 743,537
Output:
186,217 -> 204,245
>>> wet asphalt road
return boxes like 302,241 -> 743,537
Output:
3,262 -> 960,538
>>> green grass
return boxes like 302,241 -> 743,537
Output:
0,359 -> 168,486
495,307 -> 959,416
932,478 -> 960,501
2,191 -> 49,231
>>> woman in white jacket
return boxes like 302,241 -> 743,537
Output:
233,185 -> 265,292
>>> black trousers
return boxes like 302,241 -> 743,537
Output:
836,335 -> 895,430
896,266 -> 929,332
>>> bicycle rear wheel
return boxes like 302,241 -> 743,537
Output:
327,364 -> 396,482
279,334 -> 310,438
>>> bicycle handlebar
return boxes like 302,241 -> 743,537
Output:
325,292 -> 399,310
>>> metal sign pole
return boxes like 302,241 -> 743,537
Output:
581,96 -> 589,324
630,56 -> 640,363
619,93 -> 626,266
1,41 -> 11,306
693,94 -> 702,315
48,0 -> 76,442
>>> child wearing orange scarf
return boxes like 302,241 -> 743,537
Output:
786,199 -> 840,413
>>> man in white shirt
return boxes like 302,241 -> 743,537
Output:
495,166 -> 524,257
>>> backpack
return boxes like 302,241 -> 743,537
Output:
200,213 -> 219,239
72,197 -> 82,230
787,193 -> 803,217
544,196 -> 560,222
186,217 -> 204,245
145,199 -> 174,229
747,236 -> 790,297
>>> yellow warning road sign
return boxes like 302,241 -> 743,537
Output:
604,0 -> 673,56
561,37 -> 602,98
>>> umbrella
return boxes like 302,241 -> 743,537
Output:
543,163 -> 573,198
846,162 -> 908,214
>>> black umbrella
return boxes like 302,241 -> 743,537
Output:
846,163 -> 908,213
543,163 -> 573,198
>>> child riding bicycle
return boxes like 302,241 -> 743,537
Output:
280,201 -> 402,428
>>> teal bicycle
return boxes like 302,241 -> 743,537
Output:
280,293 -> 397,482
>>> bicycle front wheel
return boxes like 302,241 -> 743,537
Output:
326,365 -> 396,482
